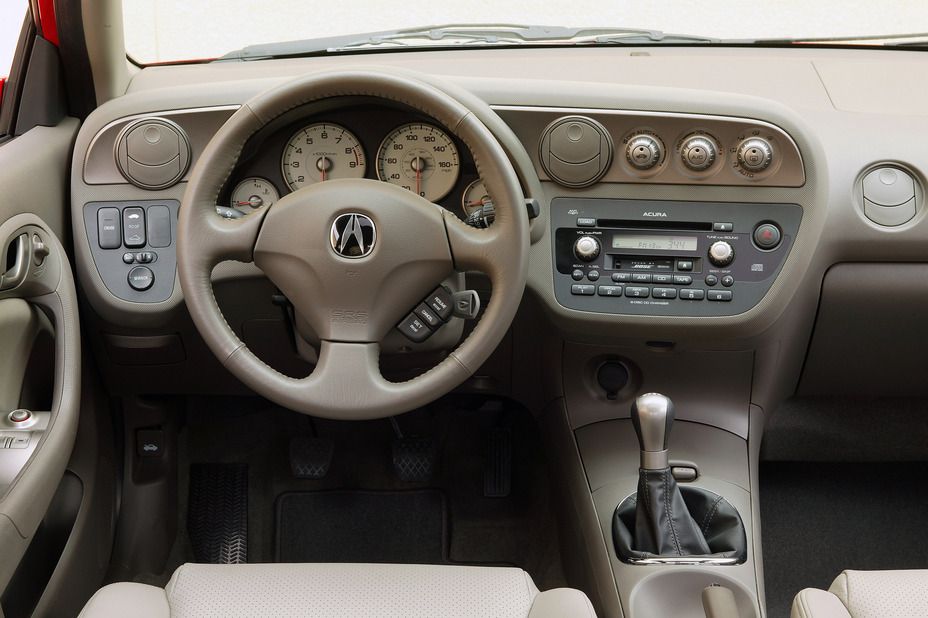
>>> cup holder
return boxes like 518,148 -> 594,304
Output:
629,569 -> 758,618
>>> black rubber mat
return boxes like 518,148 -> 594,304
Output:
275,490 -> 447,564
188,463 -> 248,564
761,462 -> 928,618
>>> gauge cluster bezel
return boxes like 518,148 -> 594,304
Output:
221,100 -> 482,220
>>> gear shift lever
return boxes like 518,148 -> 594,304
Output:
631,392 -> 674,470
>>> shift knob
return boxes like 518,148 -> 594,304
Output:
631,393 -> 674,470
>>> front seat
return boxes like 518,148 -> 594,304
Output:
791,570 -> 928,618
78,563 -> 596,617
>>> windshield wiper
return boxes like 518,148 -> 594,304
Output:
216,24 -> 719,61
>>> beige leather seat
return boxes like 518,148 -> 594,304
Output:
79,563 -> 596,617
791,570 -> 928,618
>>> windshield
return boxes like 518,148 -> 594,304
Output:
123,0 -> 928,64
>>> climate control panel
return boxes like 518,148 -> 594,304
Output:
552,198 -> 802,316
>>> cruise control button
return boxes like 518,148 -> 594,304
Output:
624,286 -> 650,298
425,287 -> 453,321
612,272 -> 632,283
127,266 -> 154,291
707,290 -> 733,302
571,269 -> 584,281
631,273 -> 652,283
414,303 -> 442,329
673,275 -> 693,285
652,287 -> 678,299
721,275 -> 734,287
653,273 -> 674,284
97,207 -> 121,249
597,285 -> 623,297
679,289 -> 705,300
676,260 -> 694,271
397,313 -> 432,342
571,284 -> 595,296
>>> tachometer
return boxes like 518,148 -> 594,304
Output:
376,123 -> 460,202
281,123 -> 366,190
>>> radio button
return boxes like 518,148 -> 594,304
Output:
708,290 -> 733,302
652,287 -> 678,299
676,260 -> 694,271
571,269 -> 584,281
721,275 -> 735,287
708,241 -> 735,267
624,286 -> 650,298
574,236 -> 601,262
672,275 -> 693,285
612,272 -> 632,283
705,274 -> 719,286
597,285 -> 623,297
576,217 -> 597,227
652,273 -> 674,284
587,270 -> 600,281
631,273 -> 652,283
680,289 -> 705,300
571,284 -> 596,296
713,222 -> 734,232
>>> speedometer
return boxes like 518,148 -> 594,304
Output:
376,123 -> 460,202
281,123 -> 366,191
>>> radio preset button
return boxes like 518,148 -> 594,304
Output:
672,275 -> 693,285
708,241 -> 735,267
631,273 -> 652,283
753,223 -> 782,250
721,275 -> 735,287
705,274 -> 719,286
588,270 -> 600,281
676,260 -> 694,271
597,285 -> 623,297
571,284 -> 596,296
612,272 -> 632,283
708,290 -> 733,302
652,287 -> 678,299
624,286 -> 650,298
574,236 -> 601,262
679,289 -> 705,300
571,269 -> 584,281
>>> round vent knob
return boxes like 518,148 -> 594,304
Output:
737,138 -> 774,173
625,134 -> 663,170
680,134 -> 718,172
115,118 -> 191,190
539,116 -> 613,188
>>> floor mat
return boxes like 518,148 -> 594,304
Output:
760,462 -> 928,618
276,490 -> 447,564
188,463 -> 249,564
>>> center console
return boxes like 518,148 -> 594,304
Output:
552,198 -> 801,316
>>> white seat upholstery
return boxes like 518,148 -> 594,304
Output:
79,563 -> 596,618
791,570 -> 928,618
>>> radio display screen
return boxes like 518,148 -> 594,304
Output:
612,234 -> 698,252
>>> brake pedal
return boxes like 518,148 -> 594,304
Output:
289,436 -> 334,479
484,427 -> 512,498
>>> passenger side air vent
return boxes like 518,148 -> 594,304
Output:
114,118 -> 191,190
861,166 -> 918,226
539,116 -> 613,188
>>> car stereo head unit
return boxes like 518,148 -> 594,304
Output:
551,198 -> 802,316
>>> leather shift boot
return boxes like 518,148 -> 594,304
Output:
634,467 -> 712,555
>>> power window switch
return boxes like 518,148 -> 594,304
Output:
397,314 -> 432,343
137,429 -> 164,457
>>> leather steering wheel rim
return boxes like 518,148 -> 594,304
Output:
177,68 -> 529,420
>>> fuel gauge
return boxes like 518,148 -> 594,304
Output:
462,179 -> 491,216
230,177 -> 279,213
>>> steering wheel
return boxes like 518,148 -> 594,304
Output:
177,69 -> 529,420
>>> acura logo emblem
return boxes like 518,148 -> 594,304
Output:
330,213 -> 376,258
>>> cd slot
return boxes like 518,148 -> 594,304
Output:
596,219 -> 713,231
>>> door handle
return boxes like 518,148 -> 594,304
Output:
0,234 -> 29,292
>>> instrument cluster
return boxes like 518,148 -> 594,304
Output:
217,106 -> 489,220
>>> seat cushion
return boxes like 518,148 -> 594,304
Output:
79,563 -> 596,618
791,570 -> 928,618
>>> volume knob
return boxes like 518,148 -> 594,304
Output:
574,236 -> 601,262
708,241 -> 735,267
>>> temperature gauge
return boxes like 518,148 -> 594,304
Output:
462,179 -> 491,216
224,177 -> 279,218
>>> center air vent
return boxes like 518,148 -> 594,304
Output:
114,118 -> 191,190
539,116 -> 613,188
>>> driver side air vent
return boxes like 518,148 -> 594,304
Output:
114,117 -> 191,190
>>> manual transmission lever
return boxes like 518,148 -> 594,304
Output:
631,392 -> 674,470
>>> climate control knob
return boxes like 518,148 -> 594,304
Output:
681,135 -> 718,172
625,134 -> 663,170
737,138 -> 774,173
708,241 -> 735,267
574,236 -> 601,262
